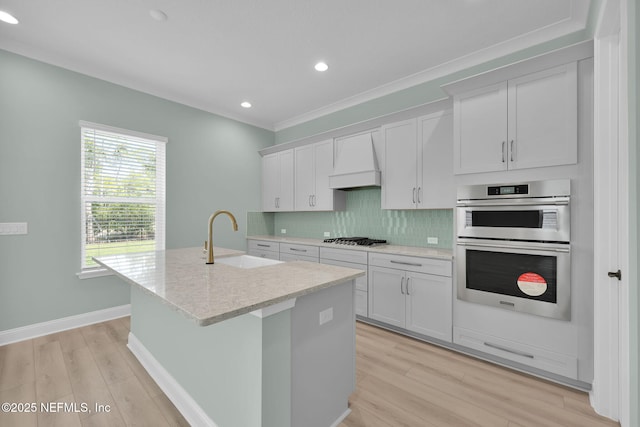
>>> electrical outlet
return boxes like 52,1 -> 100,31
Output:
319,307 -> 333,325
324,231 -> 330,237
0,222 -> 28,235
280,229 -> 286,234
427,237 -> 438,245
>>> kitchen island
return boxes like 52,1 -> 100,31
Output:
95,247 -> 364,427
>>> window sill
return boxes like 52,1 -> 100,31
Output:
76,268 -> 114,280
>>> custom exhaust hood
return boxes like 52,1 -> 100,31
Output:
329,131 -> 381,189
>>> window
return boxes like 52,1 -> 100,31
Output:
79,121 -> 166,273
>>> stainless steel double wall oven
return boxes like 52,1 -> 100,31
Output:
456,179 -> 571,320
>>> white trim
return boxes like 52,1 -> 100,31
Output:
249,298 -> 296,318
329,408 -> 352,427
127,332 -> 219,427
0,304 -> 131,346
274,0 -> 590,132
78,120 -> 168,144
76,267 -> 114,280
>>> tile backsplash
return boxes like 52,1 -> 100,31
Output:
247,188 -> 453,249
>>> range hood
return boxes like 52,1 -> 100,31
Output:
329,131 -> 381,189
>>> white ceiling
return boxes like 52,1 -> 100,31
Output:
0,0 -> 591,131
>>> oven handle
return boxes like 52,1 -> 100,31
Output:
457,197 -> 569,207
457,241 -> 570,253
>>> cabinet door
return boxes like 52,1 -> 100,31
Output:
278,150 -> 294,210
368,266 -> 405,328
261,153 -> 279,211
507,63 -> 578,170
294,144 -> 315,211
419,111 -> 454,209
381,118 -> 418,209
312,140 -> 338,210
405,272 -> 452,342
453,82 -> 508,174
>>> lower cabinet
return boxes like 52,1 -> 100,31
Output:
319,247 -> 368,317
368,254 -> 452,342
247,239 -> 280,260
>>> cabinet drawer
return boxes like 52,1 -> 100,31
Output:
453,326 -> 578,379
368,252 -> 451,277
280,243 -> 320,258
248,240 -> 279,253
320,247 -> 367,265
279,253 -> 319,263
320,258 -> 367,291
247,250 -> 280,261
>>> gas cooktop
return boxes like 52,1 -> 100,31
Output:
323,237 -> 387,246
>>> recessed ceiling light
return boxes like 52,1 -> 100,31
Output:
241,101 -> 252,108
314,62 -> 329,72
0,10 -> 19,25
149,9 -> 168,22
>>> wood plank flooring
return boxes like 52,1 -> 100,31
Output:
0,318 -> 619,427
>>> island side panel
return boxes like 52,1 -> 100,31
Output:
262,309 -> 291,427
291,280 -> 356,427
128,286 -> 264,427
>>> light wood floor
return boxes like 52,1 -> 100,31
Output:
0,318 -> 619,427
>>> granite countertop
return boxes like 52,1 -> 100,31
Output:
94,247 -> 364,326
248,235 -> 454,260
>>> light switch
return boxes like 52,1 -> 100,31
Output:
0,222 -> 28,235
280,229 -> 287,234
427,237 -> 438,245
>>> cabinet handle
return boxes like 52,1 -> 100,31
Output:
484,342 -> 534,359
400,277 -> 405,294
510,140 -> 515,162
390,260 -> 423,267
417,187 -> 421,204
412,187 -> 416,204
312,195 -> 316,206
309,195 -> 312,207
256,244 -> 271,248
290,248 -> 308,253
406,277 -> 411,295
501,141 -> 506,163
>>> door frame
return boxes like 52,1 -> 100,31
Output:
591,0 -> 631,425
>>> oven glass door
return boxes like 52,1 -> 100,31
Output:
456,240 -> 571,320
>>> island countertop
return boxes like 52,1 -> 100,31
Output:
94,247 -> 364,326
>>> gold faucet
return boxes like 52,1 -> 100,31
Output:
206,210 -> 238,264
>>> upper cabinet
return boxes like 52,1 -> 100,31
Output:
453,62 -> 578,174
381,111 -> 454,209
262,149 -> 294,212
294,140 -> 346,211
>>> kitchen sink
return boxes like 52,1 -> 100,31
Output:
216,255 -> 282,269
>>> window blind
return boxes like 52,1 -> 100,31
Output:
80,122 -> 166,270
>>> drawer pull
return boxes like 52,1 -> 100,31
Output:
390,260 -> 423,267
290,248 -> 308,253
484,342 -> 534,359
256,244 -> 271,248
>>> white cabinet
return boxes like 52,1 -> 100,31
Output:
294,140 -> 346,211
381,111 -> 454,209
279,243 -> 319,262
247,239 -> 280,260
262,149 -> 294,211
453,63 -> 577,174
368,253 -> 452,342
320,247 -> 368,317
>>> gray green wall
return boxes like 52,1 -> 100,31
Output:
0,49 -> 274,331
630,0 -> 639,424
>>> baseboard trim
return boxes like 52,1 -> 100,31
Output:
330,408 -> 352,427
127,332 -> 218,427
0,304 -> 131,346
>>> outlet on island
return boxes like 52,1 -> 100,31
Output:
319,307 -> 333,325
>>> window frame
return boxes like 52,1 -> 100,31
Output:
77,121 -> 167,278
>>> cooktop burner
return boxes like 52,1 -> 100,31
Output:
323,237 -> 387,246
